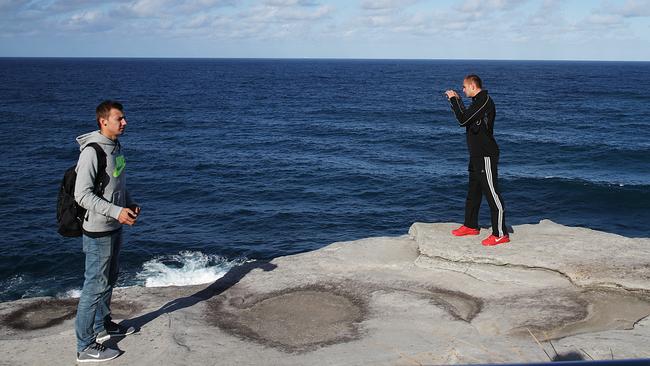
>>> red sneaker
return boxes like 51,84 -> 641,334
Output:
452,225 -> 480,236
482,235 -> 510,246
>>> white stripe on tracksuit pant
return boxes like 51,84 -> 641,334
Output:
463,156 -> 507,237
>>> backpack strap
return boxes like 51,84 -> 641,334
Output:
85,143 -> 108,196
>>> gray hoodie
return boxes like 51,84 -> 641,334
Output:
74,130 -> 135,234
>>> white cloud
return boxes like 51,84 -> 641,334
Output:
126,0 -> 170,17
1,0 -> 650,60
457,0 -> 527,13
69,10 -> 102,23
175,0 -> 238,13
281,5 -> 333,20
567,0 -> 650,35
239,2 -> 334,24
609,0 -> 650,18
0,0 -> 31,12
585,14 -> 624,26
264,0 -> 320,7
113,0 -> 235,18
186,13 -> 213,29
360,0 -> 419,11
354,0 -> 527,39
46,0 -> 129,13
150,0 -> 336,41
514,0 -> 569,38
506,0 -> 636,43
62,9 -> 114,32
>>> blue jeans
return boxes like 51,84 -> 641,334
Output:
75,229 -> 122,352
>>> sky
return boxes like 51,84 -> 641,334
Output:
1,0 -> 649,60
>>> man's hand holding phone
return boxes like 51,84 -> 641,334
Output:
118,205 -> 141,226
445,90 -> 459,99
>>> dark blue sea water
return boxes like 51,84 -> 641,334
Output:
1,58 -> 649,302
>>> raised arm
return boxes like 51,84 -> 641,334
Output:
449,94 -> 490,127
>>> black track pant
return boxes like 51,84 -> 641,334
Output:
464,156 -> 507,237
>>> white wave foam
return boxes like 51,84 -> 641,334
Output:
136,251 -> 246,288
58,289 -> 82,298
0,275 -> 25,299
3,275 -> 24,287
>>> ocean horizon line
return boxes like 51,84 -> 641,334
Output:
1,56 -> 649,63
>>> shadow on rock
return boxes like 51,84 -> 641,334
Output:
553,351 -> 585,361
121,261 -> 277,332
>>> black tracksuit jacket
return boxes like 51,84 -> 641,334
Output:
448,90 -> 499,157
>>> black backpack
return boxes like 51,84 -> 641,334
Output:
57,143 -> 107,237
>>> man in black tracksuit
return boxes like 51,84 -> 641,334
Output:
445,74 -> 509,246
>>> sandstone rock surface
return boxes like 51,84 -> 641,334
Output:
1,221 -> 649,365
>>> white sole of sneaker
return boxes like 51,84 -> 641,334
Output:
95,334 -> 110,343
96,329 -> 135,343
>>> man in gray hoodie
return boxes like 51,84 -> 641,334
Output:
74,100 -> 140,362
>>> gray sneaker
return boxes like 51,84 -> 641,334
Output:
96,321 -> 136,343
76,342 -> 120,363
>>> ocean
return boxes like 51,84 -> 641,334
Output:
0,58 -> 648,302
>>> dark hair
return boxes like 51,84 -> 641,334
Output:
464,74 -> 483,89
96,100 -> 123,128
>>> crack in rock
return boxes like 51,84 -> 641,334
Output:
417,253 -> 649,294
172,332 -> 191,352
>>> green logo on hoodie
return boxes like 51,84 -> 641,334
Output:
113,155 -> 126,177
